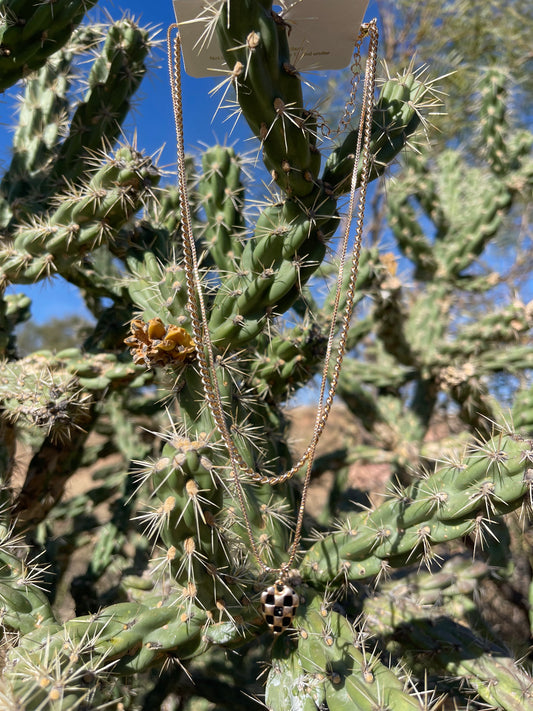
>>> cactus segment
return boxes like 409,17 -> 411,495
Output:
0,146 -> 160,285
0,0 -> 98,91
302,431 -> 533,585
0,46 -> 73,224
365,565 -> 533,711
198,145 -> 246,269
52,19 -> 151,186
480,68 -> 511,176
266,590 -> 427,710
513,384 -> 533,435
217,0 -> 318,197
323,73 -> 428,195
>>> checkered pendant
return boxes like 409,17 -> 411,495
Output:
261,580 -> 299,634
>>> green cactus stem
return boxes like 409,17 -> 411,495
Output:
302,429 -> 533,585
0,145 -> 160,285
198,145 -> 246,270
266,589 -> 428,711
0,0 -> 98,91
365,566 -> 533,711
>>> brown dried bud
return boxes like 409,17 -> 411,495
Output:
125,317 -> 196,368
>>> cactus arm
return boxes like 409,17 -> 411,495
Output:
217,0 -> 319,198
198,145 -> 245,270
323,72 -> 431,195
249,322 -> 327,402
0,0 -> 98,91
481,68 -> 511,176
426,300 -> 533,433
208,189 -> 337,346
301,430 -> 533,585
1,597 -> 213,707
436,172 -> 512,279
386,185 -> 437,280
0,45 -> 73,226
51,19 -> 152,187
266,590 -> 427,711
0,549 -> 57,636
439,300 -> 532,361
0,146 -> 160,287
145,366 -> 296,584
206,140 -> 415,349
513,384 -> 533,435
0,19 -> 151,229
365,581 -> 533,711
372,279 -> 416,368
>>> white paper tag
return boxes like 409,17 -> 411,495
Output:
173,0 -> 370,78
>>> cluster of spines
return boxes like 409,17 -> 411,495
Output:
0,0 -> 99,91
266,588 -> 433,710
364,556 -> 533,711
301,428 -> 533,585
0,145 -> 160,285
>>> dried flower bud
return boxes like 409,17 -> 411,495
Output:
125,317 -> 196,368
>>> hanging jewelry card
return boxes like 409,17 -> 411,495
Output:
173,0 -> 370,77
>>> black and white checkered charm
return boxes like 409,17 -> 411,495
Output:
261,580 -> 299,634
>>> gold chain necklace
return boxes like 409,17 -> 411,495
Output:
168,16 -> 378,634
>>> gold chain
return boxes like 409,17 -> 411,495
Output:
168,18 -> 378,578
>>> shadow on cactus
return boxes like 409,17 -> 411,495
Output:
0,1 -> 532,710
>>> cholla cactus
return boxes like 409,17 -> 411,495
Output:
0,1 -> 532,710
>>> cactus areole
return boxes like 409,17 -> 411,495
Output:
168,5 -> 378,633
173,0 -> 370,76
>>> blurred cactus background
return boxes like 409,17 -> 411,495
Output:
0,0 -> 532,710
